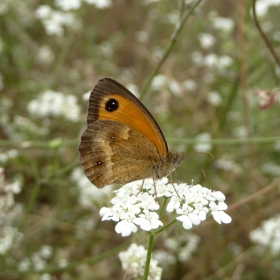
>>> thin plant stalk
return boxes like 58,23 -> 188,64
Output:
140,0 -> 204,100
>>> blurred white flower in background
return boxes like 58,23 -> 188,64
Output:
36,46 -> 55,65
84,0 -> 112,9
151,75 -> 182,96
151,75 -> 168,91
135,30 -> 150,43
169,80 -> 181,96
192,51 -> 204,66
273,31 -> 280,41
163,234 -> 200,262
261,162 -> 280,176
35,5 -> 78,36
194,132 -> 212,153
211,17 -> 234,32
126,83 -> 140,98
119,243 -> 162,280
215,157 -> 241,174
275,66 -> 280,77
18,245 -> 53,272
250,214 -> 280,256
27,90 -> 81,122
0,149 -> 18,164
233,126 -> 248,138
55,0 -> 82,11
177,234 -> 200,262
71,167 -> 113,209
273,140 -> 280,151
207,91 -> 222,106
40,0 -> 112,14
183,79 -> 198,91
0,226 -> 22,256
166,11 -> 179,25
97,41 -> 113,57
204,54 -> 233,70
254,0 -> 280,17
0,168 -> 23,256
153,250 -> 176,268
0,0 -> 9,15
198,33 -> 216,49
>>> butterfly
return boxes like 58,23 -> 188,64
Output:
78,78 -> 185,188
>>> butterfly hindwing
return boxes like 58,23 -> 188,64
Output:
78,120 -> 161,188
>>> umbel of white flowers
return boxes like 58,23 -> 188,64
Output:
100,177 -> 232,237
119,243 -> 162,280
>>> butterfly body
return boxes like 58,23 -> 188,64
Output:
78,78 -> 185,188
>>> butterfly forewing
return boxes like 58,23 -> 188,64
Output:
86,78 -> 168,156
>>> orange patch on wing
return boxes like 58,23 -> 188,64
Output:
98,94 -> 167,156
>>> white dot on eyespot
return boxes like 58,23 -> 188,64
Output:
97,161 -> 102,165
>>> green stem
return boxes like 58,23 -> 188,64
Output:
167,136 -> 280,145
252,0 -> 280,66
143,217 -> 177,279
143,233 -> 155,280
154,219 -> 177,235
140,0 -> 204,100
159,197 -> 168,218
1,136 -> 280,150
46,30 -> 75,89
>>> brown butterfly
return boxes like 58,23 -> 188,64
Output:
78,78 -> 185,188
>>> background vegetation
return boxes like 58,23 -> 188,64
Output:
1,0 -> 280,279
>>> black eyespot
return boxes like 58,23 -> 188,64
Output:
97,161 -> 102,165
111,135 -> 115,139
105,98 -> 119,112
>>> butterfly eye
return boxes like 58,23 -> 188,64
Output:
105,98 -> 119,112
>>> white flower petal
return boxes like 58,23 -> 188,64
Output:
212,211 -> 222,224
182,219 -> 193,229
219,211 -> 232,224
188,213 -> 201,225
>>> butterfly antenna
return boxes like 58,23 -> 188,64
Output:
172,182 -> 180,198
186,151 -> 214,159
182,151 -> 214,180
181,161 -> 207,180
167,171 -> 180,198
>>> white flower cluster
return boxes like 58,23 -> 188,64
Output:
35,0 -> 112,35
18,245 -> 53,272
0,168 -> 22,255
100,178 -> 231,236
0,168 -> 21,213
254,0 -> 280,17
55,0 -> 112,11
35,5 -> 77,36
164,234 -> 200,262
27,90 -> 80,122
119,243 -> 162,280
250,214 -> 280,256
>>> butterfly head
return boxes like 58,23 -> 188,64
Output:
169,152 -> 185,168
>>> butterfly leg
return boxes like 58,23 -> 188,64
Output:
136,179 -> 145,196
152,177 -> 158,198
171,183 -> 180,199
